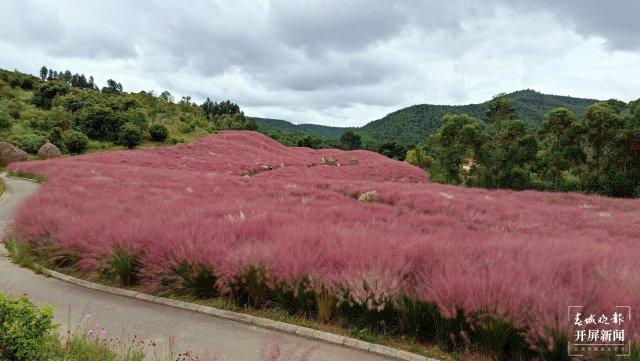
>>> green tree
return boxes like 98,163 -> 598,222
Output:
101,79 -> 123,94
32,81 -> 70,109
296,134 -> 324,149
429,114 -> 484,184
76,104 -> 122,142
598,108 -> 640,197
604,99 -> 627,114
62,130 -> 89,154
215,113 -> 257,131
485,93 -> 516,123
477,120 -> 537,190
584,102 -> 624,171
536,108 -> 585,188
118,123 -> 143,149
377,141 -> 408,161
405,146 -> 431,169
39,66 -> 48,81
339,130 -> 362,150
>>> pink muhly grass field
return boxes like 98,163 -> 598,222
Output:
8,130 -> 640,342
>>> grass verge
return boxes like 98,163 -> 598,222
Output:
6,170 -> 45,183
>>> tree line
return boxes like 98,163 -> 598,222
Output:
415,94 -> 640,198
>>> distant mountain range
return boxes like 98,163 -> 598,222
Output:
252,89 -> 600,145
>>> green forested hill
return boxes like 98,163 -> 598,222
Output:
254,89 -> 600,145
252,117 -> 350,137
356,89 -> 599,144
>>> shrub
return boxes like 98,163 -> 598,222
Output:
76,104 -> 122,142
230,266 -> 271,308
178,121 -> 196,134
0,293 -> 57,360
105,248 -> 141,286
32,81 -> 70,109
6,132 -> 45,154
48,127 -> 64,149
169,136 -> 184,144
5,99 -> 24,118
21,107 -> 70,132
62,130 -> 89,154
472,313 -> 531,360
149,123 -> 168,142
166,261 -> 219,298
118,123 -> 142,149
0,110 -> 12,129
117,108 -> 149,131
273,280 -> 317,318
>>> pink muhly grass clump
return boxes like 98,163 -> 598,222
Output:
8,130 -> 640,342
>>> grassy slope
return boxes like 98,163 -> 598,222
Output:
253,89 -> 599,145
0,72 -> 213,155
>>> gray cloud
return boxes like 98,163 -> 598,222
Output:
0,0 -> 639,127
512,0 -> 640,50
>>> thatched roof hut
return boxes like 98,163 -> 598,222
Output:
0,140 -> 28,166
37,140 -> 61,160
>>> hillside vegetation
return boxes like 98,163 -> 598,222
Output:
420,94 -> 640,198
0,67 -> 256,156
9,130 -> 640,360
255,89 -> 598,145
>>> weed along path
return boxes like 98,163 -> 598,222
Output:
0,176 -> 393,361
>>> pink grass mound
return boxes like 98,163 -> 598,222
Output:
8,130 -> 640,341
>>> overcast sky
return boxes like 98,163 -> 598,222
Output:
1,0 -> 639,127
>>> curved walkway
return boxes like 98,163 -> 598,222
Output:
0,176 -> 393,361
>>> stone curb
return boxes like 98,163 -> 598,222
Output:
47,269 -> 436,361
2,174 -> 437,361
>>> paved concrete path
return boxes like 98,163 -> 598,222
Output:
0,176 -> 389,361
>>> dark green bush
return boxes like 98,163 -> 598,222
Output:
0,293 -> 57,360
118,123 -> 142,149
106,248 -> 141,286
229,266 -> 271,308
32,81 -> 69,109
336,297 -> 399,335
75,104 -> 122,142
149,123 -> 168,142
62,129 -> 88,154
168,261 -> 219,299
273,279 -> 317,318
472,313 -> 531,360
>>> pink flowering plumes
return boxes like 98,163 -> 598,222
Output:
8,131 -> 640,340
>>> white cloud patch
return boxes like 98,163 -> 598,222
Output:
0,0 -> 638,127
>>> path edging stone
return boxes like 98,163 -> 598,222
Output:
46,269 -> 437,361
